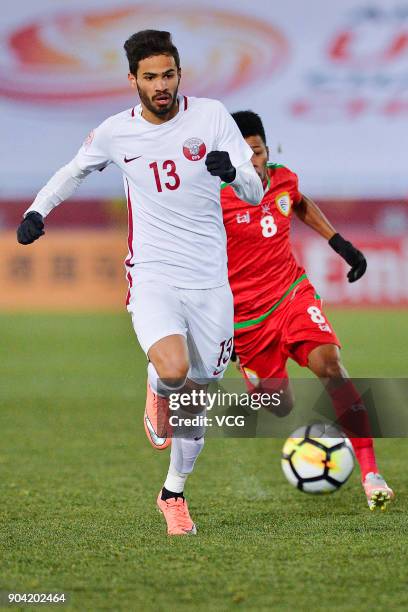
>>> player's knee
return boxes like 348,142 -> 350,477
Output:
308,345 -> 345,379
156,358 -> 189,387
254,382 -> 294,417
319,356 -> 344,379
265,389 -> 294,417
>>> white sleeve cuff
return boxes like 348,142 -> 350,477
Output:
229,160 -> 263,205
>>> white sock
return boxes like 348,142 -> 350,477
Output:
163,464 -> 187,494
164,436 -> 205,493
147,362 -> 186,397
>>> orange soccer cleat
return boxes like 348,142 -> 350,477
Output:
157,491 -> 197,535
144,381 -> 172,450
362,472 -> 394,511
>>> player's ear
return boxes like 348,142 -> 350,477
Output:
177,68 -> 182,83
266,145 -> 270,160
128,72 -> 137,89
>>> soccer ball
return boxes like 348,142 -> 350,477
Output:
281,424 -> 354,493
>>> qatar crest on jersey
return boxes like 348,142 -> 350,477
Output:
183,137 -> 206,161
275,191 -> 291,217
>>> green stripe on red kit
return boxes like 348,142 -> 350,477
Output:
234,274 -> 308,330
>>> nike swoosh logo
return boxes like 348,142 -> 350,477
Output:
144,415 -> 168,446
124,155 -> 142,163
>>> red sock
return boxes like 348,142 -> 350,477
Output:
327,379 -> 378,480
350,438 -> 378,480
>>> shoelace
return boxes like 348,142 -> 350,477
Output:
165,498 -> 192,529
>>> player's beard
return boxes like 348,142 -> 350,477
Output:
137,82 -> 180,118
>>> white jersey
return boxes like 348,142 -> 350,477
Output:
74,95 -> 254,289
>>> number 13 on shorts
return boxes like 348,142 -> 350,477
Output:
212,337 -> 233,375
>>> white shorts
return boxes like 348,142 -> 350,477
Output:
127,280 -> 234,381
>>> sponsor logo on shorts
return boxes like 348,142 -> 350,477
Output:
183,137 -> 207,161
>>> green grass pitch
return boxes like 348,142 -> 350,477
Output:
1,310 -> 407,611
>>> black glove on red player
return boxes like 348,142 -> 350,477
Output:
329,233 -> 367,283
17,211 -> 44,245
205,151 -> 236,183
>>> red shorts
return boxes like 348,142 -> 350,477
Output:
234,279 -> 340,383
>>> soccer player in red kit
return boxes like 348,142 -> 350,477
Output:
221,111 -> 394,510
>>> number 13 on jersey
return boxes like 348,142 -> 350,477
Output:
149,160 -> 180,192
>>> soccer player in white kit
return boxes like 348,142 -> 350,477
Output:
17,30 -> 263,535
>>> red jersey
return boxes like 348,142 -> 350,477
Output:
221,163 -> 305,327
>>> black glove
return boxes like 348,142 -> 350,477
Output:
17,211 -> 45,245
230,348 -> 237,362
328,233 -> 367,283
205,151 -> 236,183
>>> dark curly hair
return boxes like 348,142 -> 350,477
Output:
124,30 -> 180,76
231,110 -> 267,144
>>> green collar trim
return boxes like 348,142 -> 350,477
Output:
267,162 -> 285,169
264,172 -> 271,195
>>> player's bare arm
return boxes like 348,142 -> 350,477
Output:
294,193 -> 367,283
293,194 -> 336,239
